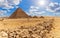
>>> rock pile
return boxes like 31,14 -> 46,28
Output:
0,19 -> 54,38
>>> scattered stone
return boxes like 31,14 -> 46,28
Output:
0,19 -> 54,38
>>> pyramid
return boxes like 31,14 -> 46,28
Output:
9,8 -> 29,18
33,16 -> 38,18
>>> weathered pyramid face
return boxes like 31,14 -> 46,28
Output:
9,8 -> 29,18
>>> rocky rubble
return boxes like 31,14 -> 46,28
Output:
0,19 -> 54,38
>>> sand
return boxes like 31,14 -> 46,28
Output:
0,17 -> 59,38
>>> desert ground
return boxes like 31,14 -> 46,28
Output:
0,17 -> 60,38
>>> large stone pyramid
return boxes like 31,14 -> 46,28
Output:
9,8 -> 29,18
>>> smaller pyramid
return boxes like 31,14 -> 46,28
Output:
9,8 -> 29,18
40,16 -> 44,18
33,16 -> 38,18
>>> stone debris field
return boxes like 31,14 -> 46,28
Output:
0,17 -> 58,38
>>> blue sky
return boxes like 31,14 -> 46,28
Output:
0,0 -> 60,17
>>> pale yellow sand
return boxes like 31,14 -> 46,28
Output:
0,17 -> 59,38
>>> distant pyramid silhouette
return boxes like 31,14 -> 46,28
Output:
9,8 -> 29,18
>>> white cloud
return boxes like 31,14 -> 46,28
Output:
46,6 -> 55,12
30,6 -> 39,9
13,0 -> 22,5
29,2 -> 60,16
55,7 -> 60,12
46,2 -> 60,13
49,2 -> 55,7
0,10 -> 7,17
0,0 -> 22,9
0,0 -> 22,17
29,6 -> 45,16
